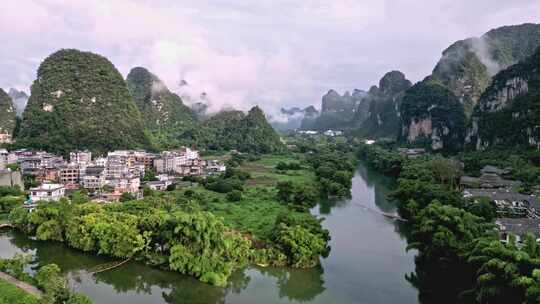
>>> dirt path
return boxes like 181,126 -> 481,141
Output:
0,271 -> 43,298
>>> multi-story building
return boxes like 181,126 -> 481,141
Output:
82,166 -> 106,190
70,150 -> 92,165
59,164 -> 80,186
110,175 -> 140,194
29,183 -> 65,202
154,147 -> 202,176
106,162 -> 129,180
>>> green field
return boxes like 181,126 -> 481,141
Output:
0,280 -> 39,304
187,154 -> 319,242
239,154 -> 316,187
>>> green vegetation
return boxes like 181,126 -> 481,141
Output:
359,142 -> 540,303
8,149 -> 343,286
0,279 -> 39,304
471,46 -> 540,149
0,88 -> 16,139
16,49 -> 153,155
0,255 -> 92,304
399,79 -> 466,152
175,106 -> 285,154
126,67 -> 196,148
0,186 -> 25,216
354,71 -> 412,139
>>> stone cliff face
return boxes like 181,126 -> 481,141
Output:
399,23 -> 540,151
399,80 -> 466,152
431,23 -> 540,116
307,89 -> 365,130
354,71 -> 412,138
271,106 -> 320,131
467,46 -> 540,150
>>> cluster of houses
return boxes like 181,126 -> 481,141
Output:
460,165 -> 540,244
297,130 -> 344,137
0,147 -> 226,204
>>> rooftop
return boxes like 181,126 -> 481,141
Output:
30,183 -> 64,191
496,218 -> 540,237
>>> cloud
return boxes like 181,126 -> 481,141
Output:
0,0 -> 539,115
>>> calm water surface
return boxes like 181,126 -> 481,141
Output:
0,163 -> 418,304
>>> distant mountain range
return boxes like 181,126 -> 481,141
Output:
4,48 -> 283,154
300,22 -> 540,152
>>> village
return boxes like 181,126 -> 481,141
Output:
459,165 -> 540,245
0,147 -> 227,207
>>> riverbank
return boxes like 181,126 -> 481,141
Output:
0,162 -> 418,304
358,142 -> 540,304
0,271 -> 43,298
0,277 -> 40,304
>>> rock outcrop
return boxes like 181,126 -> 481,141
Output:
399,79 -> 466,152
467,46 -> 540,149
353,71 -> 412,138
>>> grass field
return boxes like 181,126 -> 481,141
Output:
239,154 -> 316,187
187,154 -> 319,242
204,187 -> 289,242
0,280 -> 39,304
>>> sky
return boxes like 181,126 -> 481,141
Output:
1,0 -> 539,116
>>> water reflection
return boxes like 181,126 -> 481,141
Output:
0,162 -> 419,304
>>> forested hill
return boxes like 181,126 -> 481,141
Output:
400,23 -> 540,152
352,71 -> 412,139
126,67 -> 195,137
176,106 -> 285,154
467,46 -> 540,150
16,49 -> 153,155
0,88 -> 16,139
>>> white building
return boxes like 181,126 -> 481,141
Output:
70,150 -> 92,165
82,166 -> 107,190
146,180 -> 173,191
30,183 -> 65,202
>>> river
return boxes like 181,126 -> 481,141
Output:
0,163 -> 418,304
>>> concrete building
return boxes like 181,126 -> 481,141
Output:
146,180 -> 173,191
29,183 -> 65,202
59,164 -> 80,186
82,166 -> 106,190
70,150 -> 92,165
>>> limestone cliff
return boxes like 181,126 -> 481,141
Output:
467,47 -> 540,149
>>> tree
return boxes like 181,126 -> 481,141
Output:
120,192 -> 136,202
36,263 -> 70,303
226,190 -> 242,202
142,168 -> 158,182
71,190 -> 90,204
275,224 -> 325,268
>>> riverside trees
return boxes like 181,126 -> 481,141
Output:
359,142 -> 540,304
